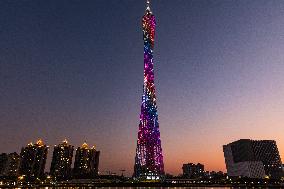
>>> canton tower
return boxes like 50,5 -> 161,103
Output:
134,0 -> 164,179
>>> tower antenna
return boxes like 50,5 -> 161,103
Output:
146,0 -> 150,6
146,0 -> 151,12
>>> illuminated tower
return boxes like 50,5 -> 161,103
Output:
134,0 -> 164,180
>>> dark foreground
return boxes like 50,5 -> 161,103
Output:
1,182 -> 284,188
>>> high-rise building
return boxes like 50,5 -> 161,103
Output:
0,153 -> 8,177
73,142 -> 100,179
134,0 -> 164,180
50,139 -> 74,180
19,139 -> 48,179
223,139 -> 283,179
182,163 -> 204,178
0,152 -> 20,177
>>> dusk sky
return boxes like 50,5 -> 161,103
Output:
0,0 -> 284,176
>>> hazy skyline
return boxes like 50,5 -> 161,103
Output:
0,0 -> 284,176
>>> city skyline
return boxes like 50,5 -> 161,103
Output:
1,0 -> 284,176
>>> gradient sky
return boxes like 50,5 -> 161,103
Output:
0,0 -> 284,176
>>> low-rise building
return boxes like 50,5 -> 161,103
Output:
182,163 -> 204,178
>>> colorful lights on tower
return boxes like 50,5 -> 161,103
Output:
134,0 -> 164,180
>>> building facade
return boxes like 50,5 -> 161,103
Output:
50,139 -> 74,180
73,142 -> 100,179
0,153 -> 8,177
134,0 -> 164,180
223,139 -> 283,179
18,139 -> 48,179
182,163 -> 204,178
0,152 -> 20,177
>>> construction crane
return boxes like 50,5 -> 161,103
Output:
119,169 -> 126,177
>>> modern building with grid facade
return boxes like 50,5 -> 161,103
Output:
223,139 -> 283,179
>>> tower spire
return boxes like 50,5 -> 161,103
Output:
146,0 -> 151,13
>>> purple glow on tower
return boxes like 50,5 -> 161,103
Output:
134,1 -> 164,179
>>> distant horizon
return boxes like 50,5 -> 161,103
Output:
0,0 -> 284,176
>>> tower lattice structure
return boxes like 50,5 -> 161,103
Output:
134,0 -> 164,179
